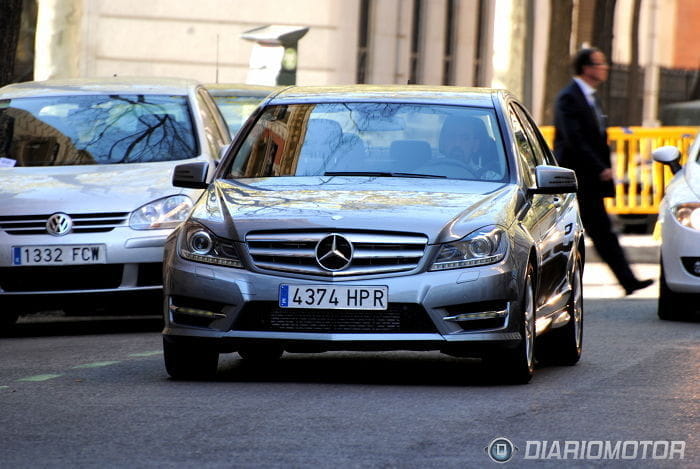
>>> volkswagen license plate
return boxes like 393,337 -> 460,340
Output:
12,245 -> 106,266
279,284 -> 388,310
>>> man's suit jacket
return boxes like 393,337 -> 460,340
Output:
553,80 -> 615,198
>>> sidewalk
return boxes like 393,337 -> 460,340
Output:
583,235 -> 660,299
585,234 -> 659,264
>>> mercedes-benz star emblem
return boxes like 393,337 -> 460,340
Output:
315,234 -> 353,271
46,213 -> 73,236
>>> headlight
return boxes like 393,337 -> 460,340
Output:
430,226 -> 507,271
130,195 -> 193,230
179,221 -> 242,268
673,203 -> 700,230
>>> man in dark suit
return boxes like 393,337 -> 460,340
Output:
554,47 -> 653,295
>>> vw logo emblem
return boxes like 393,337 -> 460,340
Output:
315,234 -> 353,271
46,213 -> 73,236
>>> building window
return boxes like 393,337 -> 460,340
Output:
442,0 -> 456,85
409,0 -> 423,84
356,0 -> 372,84
474,0 -> 488,86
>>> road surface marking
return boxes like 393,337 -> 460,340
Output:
72,361 -> 121,369
128,351 -> 162,357
18,374 -> 62,382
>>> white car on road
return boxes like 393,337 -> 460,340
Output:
653,136 -> 700,320
0,77 -> 230,328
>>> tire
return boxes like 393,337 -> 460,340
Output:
0,312 -> 20,332
537,257 -> 583,365
658,262 -> 692,321
486,266 -> 535,384
163,337 -> 219,380
238,344 -> 284,362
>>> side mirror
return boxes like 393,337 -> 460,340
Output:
530,165 -> 578,194
173,162 -> 209,189
652,145 -> 682,174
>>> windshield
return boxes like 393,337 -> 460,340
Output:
211,95 -> 266,137
0,94 -> 198,167
225,102 -> 508,181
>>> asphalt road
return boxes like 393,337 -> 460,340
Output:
1,262 -> 698,467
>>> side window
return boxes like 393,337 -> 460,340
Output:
512,103 -> 557,166
196,88 -> 228,159
508,106 -> 537,187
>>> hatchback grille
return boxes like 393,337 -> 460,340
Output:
0,212 -> 129,235
246,230 -> 427,277
233,302 -> 437,333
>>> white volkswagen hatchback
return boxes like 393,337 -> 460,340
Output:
0,78 -> 230,328
653,136 -> 700,320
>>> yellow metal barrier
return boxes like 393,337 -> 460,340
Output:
539,126 -> 698,214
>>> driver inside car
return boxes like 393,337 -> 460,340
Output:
437,114 -> 503,180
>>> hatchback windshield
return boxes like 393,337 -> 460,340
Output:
0,95 -> 198,167
211,95 -> 265,136
226,103 -> 508,181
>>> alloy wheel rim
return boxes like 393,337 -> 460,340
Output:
573,265 -> 583,350
524,275 -> 535,369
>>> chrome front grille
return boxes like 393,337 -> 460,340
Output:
246,230 -> 428,277
0,212 -> 129,235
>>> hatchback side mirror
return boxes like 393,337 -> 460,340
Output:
173,162 -> 209,189
530,165 -> 578,194
652,145 -> 682,174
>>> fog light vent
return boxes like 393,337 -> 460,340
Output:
681,257 -> 700,277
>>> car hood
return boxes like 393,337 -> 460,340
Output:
0,162 -> 191,215
193,177 -> 521,244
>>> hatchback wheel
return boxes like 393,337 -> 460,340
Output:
658,262 -> 693,321
163,337 -> 219,380
537,256 -> 583,365
0,312 -> 20,331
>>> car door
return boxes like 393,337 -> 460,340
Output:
508,103 -> 569,316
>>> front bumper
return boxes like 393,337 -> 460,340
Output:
0,228 -> 171,309
163,251 -> 525,354
661,216 -> 700,293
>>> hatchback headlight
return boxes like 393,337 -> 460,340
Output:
430,226 -> 507,271
130,195 -> 193,230
673,203 -> 700,230
179,221 -> 242,268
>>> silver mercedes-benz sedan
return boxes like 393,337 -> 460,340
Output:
0,77 -> 231,327
163,85 -> 584,384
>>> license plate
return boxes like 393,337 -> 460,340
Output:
12,245 -> 106,266
279,284 -> 388,310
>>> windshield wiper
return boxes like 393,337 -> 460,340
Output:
390,172 -> 447,179
323,171 -> 446,179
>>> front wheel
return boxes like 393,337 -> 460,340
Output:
163,337 -> 219,380
658,262 -> 693,321
0,312 -> 20,333
537,257 -> 583,365
486,266 -> 535,384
